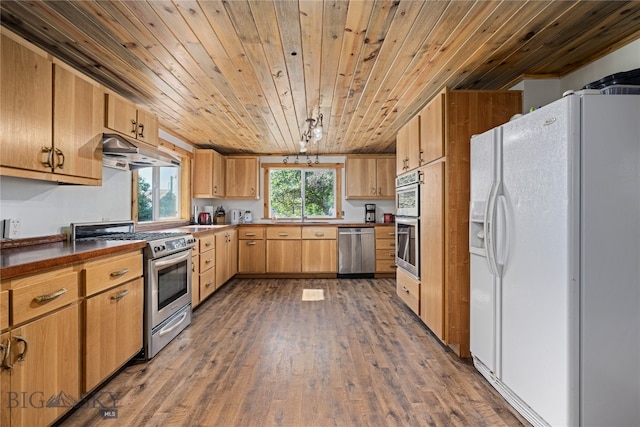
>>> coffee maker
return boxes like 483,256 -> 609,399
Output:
365,204 -> 376,223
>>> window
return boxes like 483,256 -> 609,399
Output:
137,166 -> 180,222
264,164 -> 342,220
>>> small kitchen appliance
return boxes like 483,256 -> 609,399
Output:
198,212 -> 212,225
383,213 -> 395,223
365,204 -> 376,223
229,209 -> 242,225
243,211 -> 253,223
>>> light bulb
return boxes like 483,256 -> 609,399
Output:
312,126 -> 323,139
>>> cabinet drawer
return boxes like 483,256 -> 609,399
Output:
199,267 -> 216,301
397,269 -> 420,315
1,290 -> 8,330
302,226 -> 337,240
375,226 -> 395,239
376,238 -> 395,250
11,269 -> 80,325
376,248 -> 396,260
200,250 -> 215,273
200,234 -> 215,252
376,260 -> 397,273
239,227 -> 265,239
266,226 -> 301,239
84,252 -> 143,296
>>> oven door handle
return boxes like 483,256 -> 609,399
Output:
154,250 -> 191,268
158,311 -> 189,337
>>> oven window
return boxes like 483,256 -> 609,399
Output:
157,259 -> 188,310
397,189 -> 417,211
397,223 -> 418,268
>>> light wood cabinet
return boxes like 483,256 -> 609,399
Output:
0,291 -> 8,331
215,229 -> 237,288
375,225 -> 396,274
191,241 -> 200,308
193,149 -> 226,198
105,93 -> 158,147
238,227 -> 266,273
225,156 -> 259,199
83,251 -> 143,392
84,278 -> 143,392
198,234 -> 216,303
396,114 -> 420,174
301,227 -> 337,273
411,88 -> 522,358
345,156 -> 395,199
267,240 -> 302,273
1,304 -> 80,427
0,31 -> 102,185
397,268 -> 420,315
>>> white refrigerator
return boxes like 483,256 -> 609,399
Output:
470,93 -> 640,427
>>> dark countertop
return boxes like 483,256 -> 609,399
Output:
1,240 -> 147,282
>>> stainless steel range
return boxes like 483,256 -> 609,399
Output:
71,221 -> 196,360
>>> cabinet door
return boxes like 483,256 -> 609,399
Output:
346,157 -> 377,198
84,279 -> 143,392
1,33 -> 52,172
225,157 -> 258,198
396,115 -> 420,174
215,232 -> 227,287
135,108 -> 158,147
376,158 -> 396,198
238,239 -> 266,273
193,149 -> 225,198
267,240 -> 302,273
227,229 -> 238,278
302,240 -> 337,272
396,126 -> 409,175
191,253 -> 200,307
105,94 -> 138,138
8,304 -> 80,427
53,65 -> 103,181
213,151 -> 226,197
420,162 -> 445,339
420,92 -> 445,164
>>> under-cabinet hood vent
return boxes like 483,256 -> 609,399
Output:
102,134 -> 180,170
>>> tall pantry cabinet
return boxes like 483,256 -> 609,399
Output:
406,88 -> 522,358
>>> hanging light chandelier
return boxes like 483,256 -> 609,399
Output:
298,113 -> 323,153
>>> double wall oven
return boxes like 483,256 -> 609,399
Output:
395,170 -> 420,279
72,221 -> 195,360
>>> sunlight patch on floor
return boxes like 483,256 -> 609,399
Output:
302,289 -> 324,301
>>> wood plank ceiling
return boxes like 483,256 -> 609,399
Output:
2,1 -> 640,155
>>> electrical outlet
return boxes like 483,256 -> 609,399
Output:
3,218 -> 21,239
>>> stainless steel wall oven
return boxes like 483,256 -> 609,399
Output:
395,171 -> 420,278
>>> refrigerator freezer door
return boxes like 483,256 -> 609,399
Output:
470,128 -> 500,376
499,96 -> 579,427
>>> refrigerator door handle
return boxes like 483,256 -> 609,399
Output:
495,192 -> 510,276
485,183 -> 500,277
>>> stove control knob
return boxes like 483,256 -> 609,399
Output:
154,246 -> 162,252
161,245 -> 167,251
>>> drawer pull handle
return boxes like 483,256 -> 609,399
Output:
245,233 -> 257,237
14,335 -> 28,362
278,233 -> 288,237
33,288 -> 67,303
205,241 -> 213,247
389,253 -> 394,256
388,232 -> 395,235
402,286 -> 409,293
110,289 -> 130,302
110,268 -> 129,278
314,232 -> 325,237
41,146 -> 53,168
205,258 -> 213,264
247,241 -> 257,246
205,280 -> 214,287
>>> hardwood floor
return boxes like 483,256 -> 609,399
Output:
59,278 -> 528,427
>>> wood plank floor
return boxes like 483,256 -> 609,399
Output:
58,278 -> 529,427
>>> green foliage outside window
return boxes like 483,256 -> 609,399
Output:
269,169 -> 335,218
138,175 -> 153,222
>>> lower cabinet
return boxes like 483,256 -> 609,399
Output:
301,227 -> 337,273
238,227 -> 266,273
215,229 -> 238,287
1,304 -> 80,427
375,225 -> 396,274
84,278 -> 143,392
199,234 -> 216,302
191,240 -> 200,308
396,268 -> 420,316
266,226 -> 302,273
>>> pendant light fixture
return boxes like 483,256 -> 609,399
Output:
299,113 -> 323,153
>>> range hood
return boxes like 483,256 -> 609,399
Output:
102,134 -> 181,170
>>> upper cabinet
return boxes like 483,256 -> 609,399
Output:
105,93 -> 158,147
419,92 -> 445,165
345,155 -> 395,199
225,156 -> 259,199
396,114 -> 420,174
0,31 -> 102,185
193,149 -> 226,198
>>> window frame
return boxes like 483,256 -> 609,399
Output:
262,163 -> 343,220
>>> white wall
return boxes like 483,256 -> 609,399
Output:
0,167 -> 132,238
193,155 -> 395,224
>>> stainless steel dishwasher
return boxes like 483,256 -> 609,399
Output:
338,227 -> 375,278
